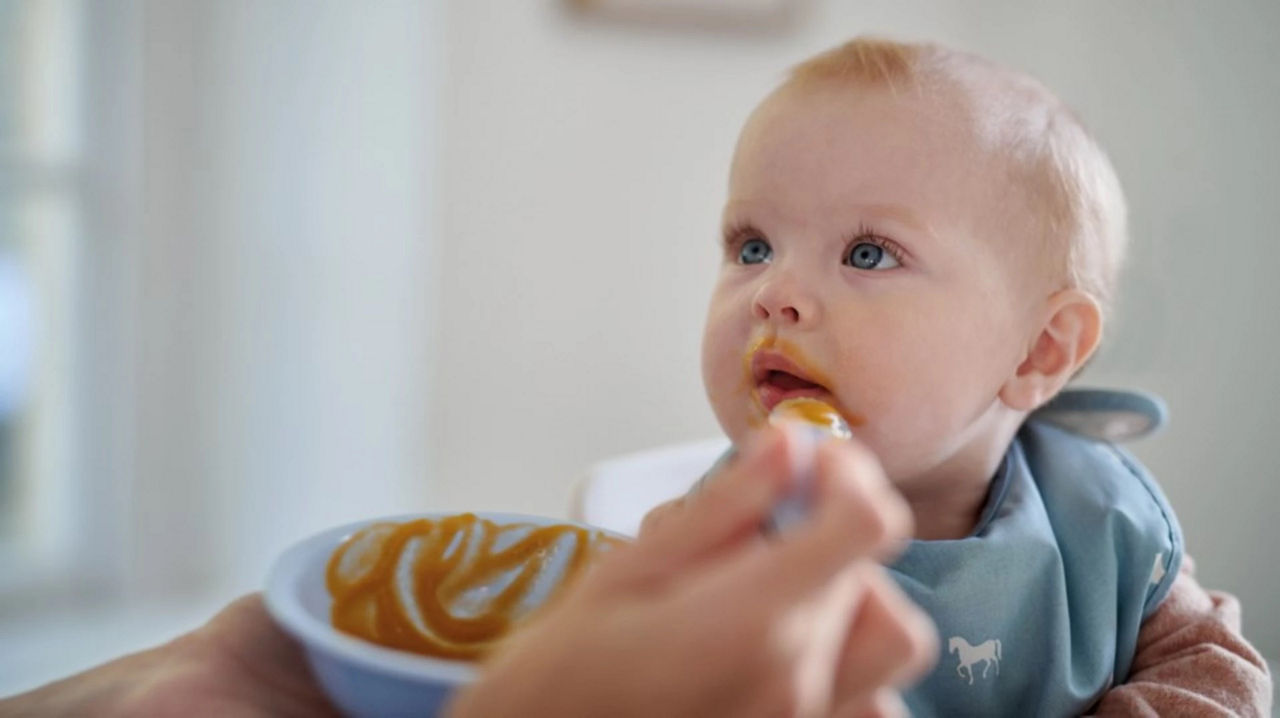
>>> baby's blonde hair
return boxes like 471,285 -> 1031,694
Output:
786,37 -> 1128,317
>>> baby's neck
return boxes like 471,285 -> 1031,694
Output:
899,475 -> 996,541
896,413 -> 1023,542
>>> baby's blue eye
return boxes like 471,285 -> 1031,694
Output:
738,238 -> 772,265
845,242 -> 900,270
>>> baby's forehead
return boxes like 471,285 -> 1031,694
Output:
761,57 -> 1064,160
736,83 -> 1023,213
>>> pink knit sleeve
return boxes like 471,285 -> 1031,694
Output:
1088,556 -> 1273,717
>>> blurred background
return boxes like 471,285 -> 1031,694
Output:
1,0 -> 1277,698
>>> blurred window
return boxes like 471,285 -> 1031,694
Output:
0,0 -> 82,587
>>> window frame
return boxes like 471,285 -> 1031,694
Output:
0,0 -> 139,606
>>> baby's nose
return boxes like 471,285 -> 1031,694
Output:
752,278 -> 818,326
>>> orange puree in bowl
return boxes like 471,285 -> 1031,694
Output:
326,514 -> 624,661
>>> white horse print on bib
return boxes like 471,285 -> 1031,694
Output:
949,636 -> 1002,685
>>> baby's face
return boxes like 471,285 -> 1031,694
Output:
702,84 -> 1046,486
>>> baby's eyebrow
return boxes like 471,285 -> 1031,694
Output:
718,206 -> 760,240
721,199 -> 937,242
850,203 -> 937,240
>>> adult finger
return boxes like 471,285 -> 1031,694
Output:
833,570 -> 938,709
808,438 -> 914,561
592,427 -> 794,590
637,497 -> 684,538
832,688 -> 909,718
727,438 -> 911,602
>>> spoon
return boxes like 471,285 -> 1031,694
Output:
762,398 -> 852,533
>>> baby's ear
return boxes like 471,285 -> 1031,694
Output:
999,289 -> 1103,412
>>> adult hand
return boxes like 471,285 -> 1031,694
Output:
0,594 -> 340,718
449,425 -> 936,718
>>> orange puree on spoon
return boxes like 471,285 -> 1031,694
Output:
769,397 -> 854,439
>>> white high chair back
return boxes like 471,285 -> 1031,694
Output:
569,437 -> 730,537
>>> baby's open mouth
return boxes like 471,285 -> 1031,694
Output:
750,350 -> 833,412
763,370 -> 824,392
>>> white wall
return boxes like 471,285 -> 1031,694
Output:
431,0 -> 1280,657
132,0 -> 437,597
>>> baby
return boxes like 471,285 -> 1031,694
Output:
651,37 -> 1271,716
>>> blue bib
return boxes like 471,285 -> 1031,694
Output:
695,389 -> 1183,717
893,420 -> 1182,717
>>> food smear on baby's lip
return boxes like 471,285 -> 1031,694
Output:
326,514 -> 626,661
742,337 -> 865,429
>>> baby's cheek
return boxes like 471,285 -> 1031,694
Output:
829,352 -> 955,463
701,303 -> 746,375
700,336 -> 735,410
700,330 -> 731,394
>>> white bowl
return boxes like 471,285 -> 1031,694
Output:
265,512 -> 608,718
